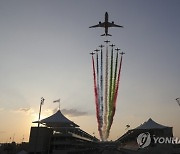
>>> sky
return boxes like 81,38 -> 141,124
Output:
0,0 -> 180,143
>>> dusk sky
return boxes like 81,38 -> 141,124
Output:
0,0 -> 180,143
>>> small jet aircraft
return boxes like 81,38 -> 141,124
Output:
109,44 -> 115,48
120,52 -> 125,55
94,49 -> 100,52
104,40 -> 110,44
89,12 -> 123,36
99,45 -> 104,48
115,48 -> 121,52
90,52 -> 95,56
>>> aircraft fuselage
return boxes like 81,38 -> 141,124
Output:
104,12 -> 109,35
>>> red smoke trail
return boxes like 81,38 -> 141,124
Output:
96,51 -> 103,136
96,52 -> 100,106
91,55 -> 102,137
100,48 -> 103,128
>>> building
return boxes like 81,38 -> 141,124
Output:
29,110 -> 99,154
116,118 -> 173,150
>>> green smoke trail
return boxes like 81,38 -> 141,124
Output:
112,51 -> 119,104
107,54 -> 123,135
107,46 -> 114,137
108,47 -> 113,106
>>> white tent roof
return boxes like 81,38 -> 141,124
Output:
135,118 -> 170,130
33,110 -> 79,128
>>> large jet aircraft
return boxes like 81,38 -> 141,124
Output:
89,12 -> 123,36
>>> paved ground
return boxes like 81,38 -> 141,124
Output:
91,147 -> 128,154
90,147 -> 180,154
100,149 -> 127,154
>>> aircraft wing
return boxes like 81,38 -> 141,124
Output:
108,22 -> 123,28
89,22 -> 105,28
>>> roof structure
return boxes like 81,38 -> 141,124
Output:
134,118 -> 170,130
33,110 -> 79,128
116,118 -> 172,143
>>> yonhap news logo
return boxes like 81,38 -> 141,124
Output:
137,132 -> 151,148
137,132 -> 180,149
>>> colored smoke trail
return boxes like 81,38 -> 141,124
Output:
103,45 -> 109,139
107,54 -> 123,136
112,51 -> 119,104
100,48 -> 103,128
107,46 -> 114,138
106,51 -> 119,136
96,51 -> 101,126
90,43 -> 124,141
114,55 -> 123,112
108,47 -> 114,114
91,55 -> 102,138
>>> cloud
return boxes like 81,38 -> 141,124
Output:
14,107 -> 35,115
19,108 -> 31,112
61,109 -> 88,117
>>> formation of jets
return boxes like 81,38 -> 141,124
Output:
90,50 -> 125,56
89,12 -> 123,36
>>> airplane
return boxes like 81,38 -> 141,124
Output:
99,45 -> 104,48
120,52 -> 125,55
104,40 -> 110,44
115,48 -> 121,52
94,49 -> 100,52
90,52 -> 95,56
89,12 -> 123,36
109,44 -> 115,48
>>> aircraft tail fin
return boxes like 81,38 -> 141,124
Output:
101,33 -> 112,36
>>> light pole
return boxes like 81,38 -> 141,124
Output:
34,97 -> 45,154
